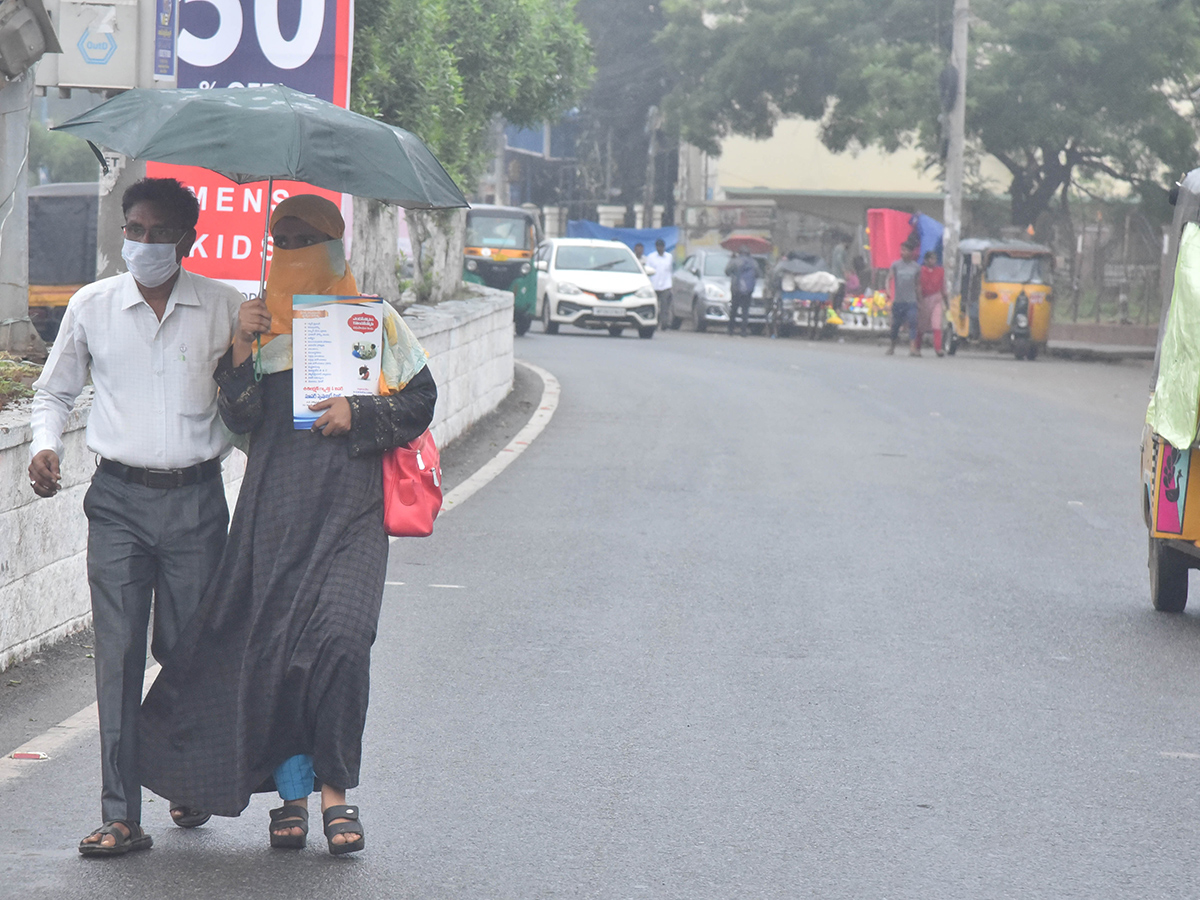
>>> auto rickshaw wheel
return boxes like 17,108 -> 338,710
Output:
1149,536 -> 1189,612
1027,342 -> 1039,361
515,308 -> 532,336
1014,337 -> 1030,360
944,324 -> 957,355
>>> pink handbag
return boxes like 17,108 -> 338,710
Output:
382,429 -> 442,537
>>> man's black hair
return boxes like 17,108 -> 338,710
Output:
121,178 -> 200,230
655,239 -> 665,249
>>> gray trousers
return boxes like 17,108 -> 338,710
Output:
83,468 -> 228,824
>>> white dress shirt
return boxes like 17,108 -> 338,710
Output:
646,251 -> 673,291
30,269 -> 244,469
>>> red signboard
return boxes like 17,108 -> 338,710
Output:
147,0 -> 353,294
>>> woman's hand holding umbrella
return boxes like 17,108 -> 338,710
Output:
232,296 -> 272,367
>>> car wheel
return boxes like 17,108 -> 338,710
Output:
1150,536 -> 1189,612
638,326 -> 655,339
542,297 -> 558,335
514,309 -> 532,336
608,326 -> 624,337
693,299 -> 708,332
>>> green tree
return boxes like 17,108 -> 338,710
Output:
27,119 -> 99,185
351,0 -> 591,302
661,0 -> 1200,227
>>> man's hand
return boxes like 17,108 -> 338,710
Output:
309,397 -> 352,437
29,450 -> 61,497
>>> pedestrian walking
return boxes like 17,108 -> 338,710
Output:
27,177 -> 244,856
725,249 -> 757,336
918,250 -> 947,357
633,242 -> 646,270
137,195 -> 437,856
887,241 -> 922,355
645,238 -> 674,329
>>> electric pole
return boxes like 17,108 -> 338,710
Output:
643,106 -> 662,229
943,0 -> 969,296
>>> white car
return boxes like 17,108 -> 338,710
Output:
535,238 -> 659,338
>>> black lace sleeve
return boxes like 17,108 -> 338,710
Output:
214,348 -> 264,434
345,364 -> 438,458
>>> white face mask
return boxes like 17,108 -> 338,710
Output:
122,237 -> 182,288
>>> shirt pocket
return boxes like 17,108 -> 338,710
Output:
177,357 -> 221,418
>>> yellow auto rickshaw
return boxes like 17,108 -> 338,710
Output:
944,238 -> 1054,360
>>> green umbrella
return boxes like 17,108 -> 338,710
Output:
53,85 -> 468,210
54,85 -> 468,380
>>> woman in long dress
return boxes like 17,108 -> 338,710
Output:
138,195 -> 436,854
917,250 -> 947,357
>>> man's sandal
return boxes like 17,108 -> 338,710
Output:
268,804 -> 309,849
169,805 -> 211,828
322,805 -> 364,856
78,820 -> 153,857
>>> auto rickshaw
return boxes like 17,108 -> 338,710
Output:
944,238 -> 1054,360
1142,166 -> 1200,612
462,205 -> 543,335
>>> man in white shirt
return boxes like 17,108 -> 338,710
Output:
28,178 -> 243,856
645,239 -> 674,329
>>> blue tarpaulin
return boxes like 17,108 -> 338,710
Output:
909,213 -> 945,265
565,220 -> 679,253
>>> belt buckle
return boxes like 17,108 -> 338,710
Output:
145,467 -> 185,489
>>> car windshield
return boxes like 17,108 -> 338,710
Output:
986,254 -> 1050,285
703,253 -> 732,276
555,245 -> 640,273
466,215 -> 530,250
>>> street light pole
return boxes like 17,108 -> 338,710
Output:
943,0 -> 969,295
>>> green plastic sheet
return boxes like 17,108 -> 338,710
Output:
1149,222 -> 1200,447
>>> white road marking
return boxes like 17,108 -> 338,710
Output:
0,359 -> 561,783
384,581 -> 405,586
1160,751 -> 1200,760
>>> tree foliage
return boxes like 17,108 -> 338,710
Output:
27,120 -> 99,185
661,0 -> 1200,226
351,0 -> 592,191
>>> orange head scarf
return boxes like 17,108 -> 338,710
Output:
261,194 -> 358,342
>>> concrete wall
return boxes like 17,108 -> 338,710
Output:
0,285 -> 513,671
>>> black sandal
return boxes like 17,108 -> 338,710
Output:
169,805 -> 211,828
268,804 -> 309,849
78,820 -> 153,857
322,805 -> 364,856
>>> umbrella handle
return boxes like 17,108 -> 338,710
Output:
252,177 -> 273,383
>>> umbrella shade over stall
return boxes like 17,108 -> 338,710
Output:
720,233 -> 773,255
52,86 -> 468,210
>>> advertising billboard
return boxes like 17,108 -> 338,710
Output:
147,0 -> 353,293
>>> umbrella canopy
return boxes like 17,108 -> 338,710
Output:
720,233 -> 773,254
53,86 -> 467,210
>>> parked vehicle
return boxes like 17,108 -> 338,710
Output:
535,238 -> 659,338
27,182 -> 99,342
944,238 -> 1054,360
1142,166 -> 1200,612
765,257 -> 841,339
668,248 -> 766,332
462,205 -> 543,335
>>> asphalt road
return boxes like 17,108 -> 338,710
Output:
3,326 -> 1196,900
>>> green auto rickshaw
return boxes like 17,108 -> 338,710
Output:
463,205 -> 543,335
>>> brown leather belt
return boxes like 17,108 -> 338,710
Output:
99,457 -> 222,489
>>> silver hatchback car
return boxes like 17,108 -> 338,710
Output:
666,249 -> 767,332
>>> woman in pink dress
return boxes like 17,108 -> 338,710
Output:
918,251 -> 947,357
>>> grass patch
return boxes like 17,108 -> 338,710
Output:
0,353 -> 41,412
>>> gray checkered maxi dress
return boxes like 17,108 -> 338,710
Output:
138,352 -> 436,817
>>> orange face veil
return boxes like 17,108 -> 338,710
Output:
261,194 -> 358,341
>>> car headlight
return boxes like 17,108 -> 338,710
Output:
557,282 -> 582,295
520,262 -> 532,275
465,259 -> 478,272
634,286 -> 655,299
704,282 -> 729,300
